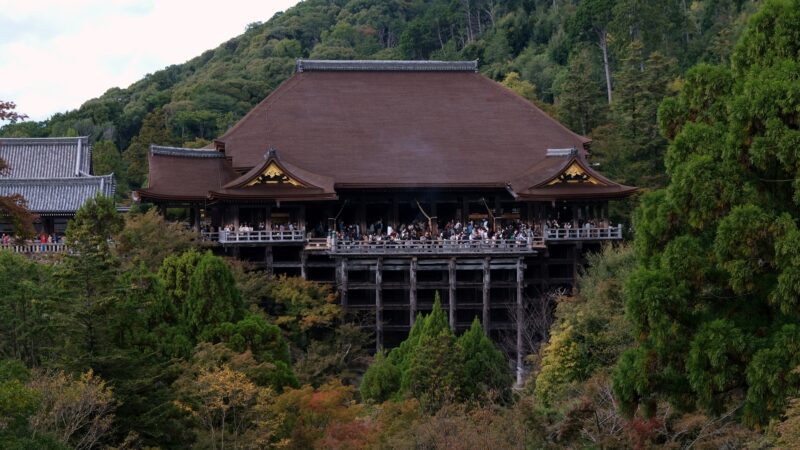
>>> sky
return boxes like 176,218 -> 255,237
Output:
0,0 -> 300,121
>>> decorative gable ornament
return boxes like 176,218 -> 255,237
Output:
246,161 -> 303,186
547,161 -> 603,185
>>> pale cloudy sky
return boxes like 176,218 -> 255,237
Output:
0,0 -> 300,121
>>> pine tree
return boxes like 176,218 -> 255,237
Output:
457,318 -> 512,404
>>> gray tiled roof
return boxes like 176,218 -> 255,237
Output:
296,59 -> 479,73
0,176 -> 115,214
0,137 -> 91,179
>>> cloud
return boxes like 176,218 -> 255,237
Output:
0,0 -> 299,121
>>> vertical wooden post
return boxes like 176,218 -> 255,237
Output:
300,250 -> 307,280
339,258 -> 348,308
409,257 -> 418,326
376,258 -> 383,351
449,257 -> 456,331
516,257 -> 524,387
264,246 -> 273,276
483,257 -> 491,332
232,205 -> 240,230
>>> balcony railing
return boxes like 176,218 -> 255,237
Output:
330,237 -> 544,255
544,225 -> 623,241
203,229 -> 307,244
1,243 -> 67,254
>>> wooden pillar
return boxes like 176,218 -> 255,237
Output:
264,246 -> 273,276
339,258 -> 348,308
483,257 -> 491,332
232,205 -> 240,230
448,257 -> 456,331
375,258 -> 384,351
461,197 -> 469,224
300,250 -> 307,280
410,257 -> 418,326
265,205 -> 272,229
516,257 -> 524,387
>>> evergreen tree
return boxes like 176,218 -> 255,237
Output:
613,0 -> 800,426
185,251 -> 243,339
123,108 -> 173,189
91,140 -> 128,199
457,318 -> 512,404
57,194 -> 123,369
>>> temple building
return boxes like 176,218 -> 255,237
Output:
136,60 -> 636,356
0,137 -> 115,236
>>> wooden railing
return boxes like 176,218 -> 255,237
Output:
330,238 -> 542,255
203,229 -> 307,244
544,225 -> 623,241
1,243 -> 67,254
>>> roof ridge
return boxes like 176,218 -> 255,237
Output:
150,145 -> 224,158
296,59 -> 479,73
0,136 -> 88,144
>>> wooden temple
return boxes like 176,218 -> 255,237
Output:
136,60 -> 636,357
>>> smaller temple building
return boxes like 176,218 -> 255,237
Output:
0,137 -> 116,236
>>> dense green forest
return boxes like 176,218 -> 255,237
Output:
3,0 -> 800,448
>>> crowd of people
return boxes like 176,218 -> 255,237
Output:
215,222 -> 303,233
1,232 -> 63,247
332,218 -> 539,243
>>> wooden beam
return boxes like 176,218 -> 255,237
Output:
449,257 -> 456,331
516,257 -> 524,387
376,257 -> 384,351
410,257 -> 418,326
483,257 -> 491,332
339,258 -> 348,308
264,246 -> 273,276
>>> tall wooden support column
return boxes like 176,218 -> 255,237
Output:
232,205 -> 240,230
300,251 -> 307,279
264,246 -> 273,276
482,257 -> 491,332
448,257 -> 457,331
375,258 -> 384,351
515,257 -> 524,387
409,257 -> 418,325
338,258 -> 348,308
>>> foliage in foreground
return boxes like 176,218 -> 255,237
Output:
361,293 -> 512,411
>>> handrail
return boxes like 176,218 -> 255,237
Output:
331,238 -> 539,255
543,225 -> 622,241
0,243 -> 68,254
203,229 -> 307,244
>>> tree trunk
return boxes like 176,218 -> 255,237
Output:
598,29 -> 613,104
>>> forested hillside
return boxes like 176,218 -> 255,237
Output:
6,0 -> 800,448
1,0 -> 757,200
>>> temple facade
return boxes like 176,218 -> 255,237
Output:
136,60 -> 636,355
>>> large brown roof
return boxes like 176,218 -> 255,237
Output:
141,60 -> 635,201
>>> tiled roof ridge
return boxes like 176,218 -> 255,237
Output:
150,145 -> 224,158
2,174 -> 113,184
0,136 -> 88,144
296,59 -> 479,73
